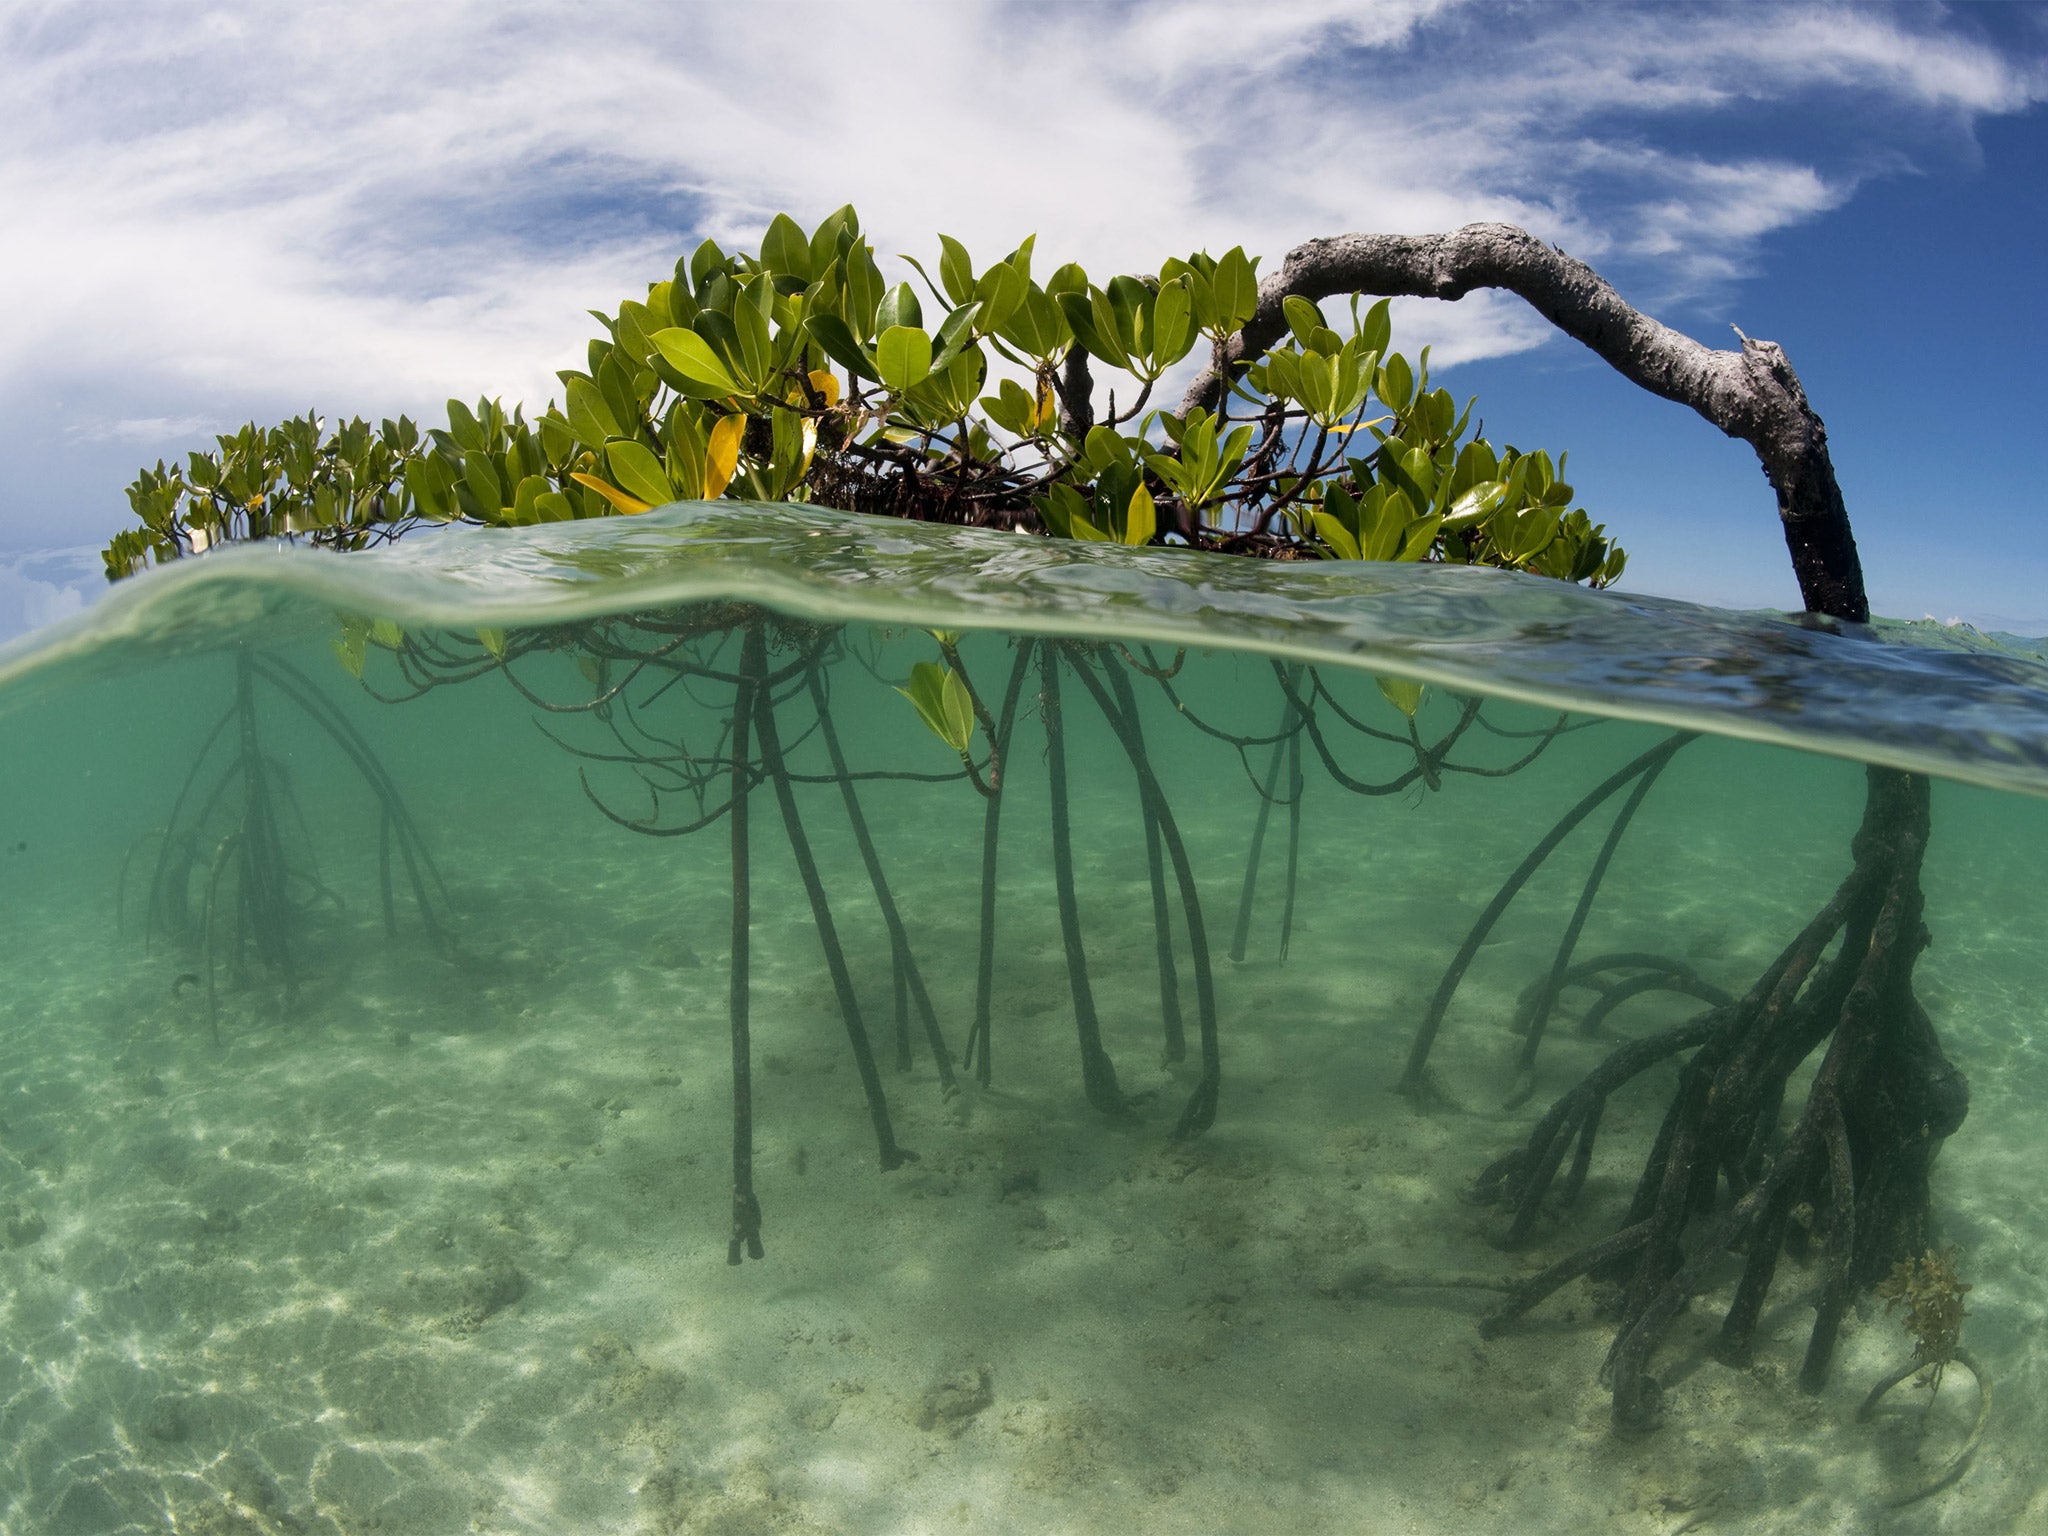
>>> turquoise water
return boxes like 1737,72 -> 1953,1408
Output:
0,506 -> 2043,1533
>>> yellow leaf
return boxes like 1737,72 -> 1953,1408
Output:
1034,378 -> 1056,433
569,472 -> 655,514
705,413 -> 746,498
1327,415 -> 1393,436
806,369 -> 841,408
796,417 -> 818,482
1122,482 -> 1156,546
1376,675 -> 1425,718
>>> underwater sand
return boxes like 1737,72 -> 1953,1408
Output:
3,513 -> 2048,1535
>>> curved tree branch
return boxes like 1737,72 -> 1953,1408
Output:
1180,222 -> 1866,622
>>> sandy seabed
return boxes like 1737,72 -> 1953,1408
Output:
3,676 -> 2046,1536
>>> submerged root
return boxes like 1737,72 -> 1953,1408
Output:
1470,768 -> 1971,1436
1857,1346 -> 1991,1509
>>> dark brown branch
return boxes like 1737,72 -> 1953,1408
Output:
1058,346 -> 1095,447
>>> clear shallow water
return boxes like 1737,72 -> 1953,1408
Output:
0,506 -> 2044,1533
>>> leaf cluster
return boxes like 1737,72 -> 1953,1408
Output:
105,206 -> 1624,591
106,415 -> 426,579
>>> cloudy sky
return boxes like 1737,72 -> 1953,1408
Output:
2,0 -> 2044,637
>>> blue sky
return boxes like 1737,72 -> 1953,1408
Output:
1,0 -> 2044,637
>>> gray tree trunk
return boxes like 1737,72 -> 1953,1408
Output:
1178,222 -> 1867,623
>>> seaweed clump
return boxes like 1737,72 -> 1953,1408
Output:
1875,1245 -> 1970,1373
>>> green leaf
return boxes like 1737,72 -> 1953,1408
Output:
760,213 -> 813,283
804,313 -> 880,382
445,398 -> 484,451
937,667 -> 975,750
1310,511 -> 1362,560
1259,347 -> 1303,405
1358,297 -> 1392,358
596,351 -> 641,436
842,241 -> 886,342
476,627 -> 508,660
1310,507 -> 1359,561
928,301 -> 981,374
980,378 -> 1035,436
937,234 -> 976,306
1144,452 -> 1192,501
875,281 -> 922,335
808,204 -> 859,276
565,375 -> 622,448
1150,277 -> 1194,371
1396,512 -> 1443,561
1448,439 -> 1500,500
1283,295 -> 1323,350
511,473 -> 549,525
1210,247 -> 1259,334
896,661 -> 975,753
614,300 -> 657,365
650,328 -> 742,396
1516,505 -> 1562,562
463,452 -> 503,517
1057,288 -> 1133,370
1378,353 -> 1415,412
997,284 -> 1069,359
537,410 -> 574,468
1444,479 -> 1506,532
1297,351 -> 1338,419
1105,275 -> 1151,357
875,325 -> 935,392
689,238 -> 728,291
1083,425 -> 1135,475
404,456 -> 454,520
728,281 -> 774,389
606,440 -> 676,508
1034,482 -> 1088,538
974,261 -> 1025,333
332,629 -> 366,678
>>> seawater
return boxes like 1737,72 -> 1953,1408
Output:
0,505 -> 2043,1534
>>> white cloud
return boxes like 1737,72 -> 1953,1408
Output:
1561,145 -> 1850,282
0,0 -> 2041,532
0,546 -> 98,643
1113,0 -> 1453,86
65,415 -> 218,444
